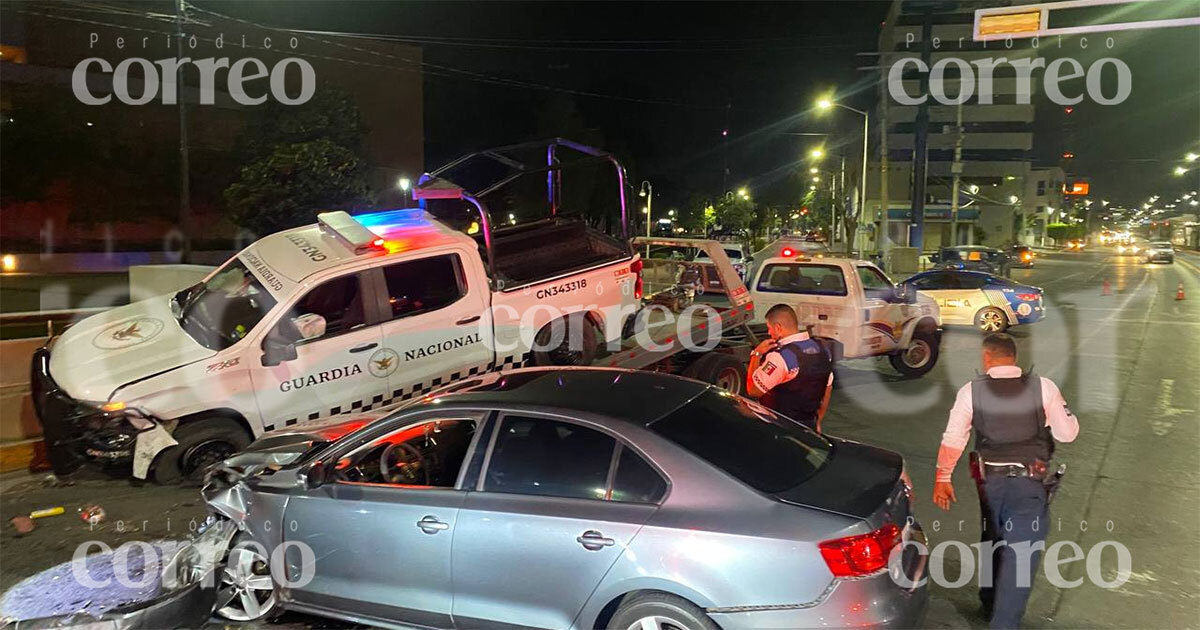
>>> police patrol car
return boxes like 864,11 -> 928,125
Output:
31,140 -> 652,483
899,270 -> 1045,333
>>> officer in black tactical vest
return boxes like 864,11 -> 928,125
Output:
932,333 -> 1079,629
746,304 -> 833,431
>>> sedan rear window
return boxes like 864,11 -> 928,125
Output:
650,390 -> 832,494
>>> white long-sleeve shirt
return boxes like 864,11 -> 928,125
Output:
936,365 -> 1079,482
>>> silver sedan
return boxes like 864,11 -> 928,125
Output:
200,367 -> 928,629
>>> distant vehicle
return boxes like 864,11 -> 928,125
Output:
1143,241 -> 1175,264
747,254 -> 942,377
1065,239 -> 1085,251
196,368 -> 929,628
695,242 -> 751,279
1010,245 -> 1035,268
901,270 -> 1045,333
932,245 -> 1011,276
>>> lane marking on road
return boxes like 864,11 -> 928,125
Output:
1149,379 -> 1196,437
1048,268 -> 1155,618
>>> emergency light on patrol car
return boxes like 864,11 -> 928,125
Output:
317,211 -> 385,254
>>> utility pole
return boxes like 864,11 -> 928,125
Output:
909,7 -> 934,251
878,87 -> 890,257
175,0 -> 192,263
949,100 -> 964,246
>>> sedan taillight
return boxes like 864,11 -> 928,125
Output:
819,523 -> 902,578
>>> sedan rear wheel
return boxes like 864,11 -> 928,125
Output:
215,542 -> 278,621
609,592 -> 719,630
975,307 -> 1009,333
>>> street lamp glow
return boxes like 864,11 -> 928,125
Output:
1174,166 -> 1188,176
968,184 -> 980,194
810,148 -> 824,160
1009,195 -> 1019,204
1186,152 -> 1198,162
816,98 -> 833,110
809,167 -> 818,174
811,176 -> 819,183
397,177 -> 411,191
738,187 -> 749,199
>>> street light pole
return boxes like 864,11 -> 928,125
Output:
639,180 -> 653,257
816,98 -> 869,258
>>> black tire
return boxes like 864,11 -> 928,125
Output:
532,314 -> 598,366
152,417 -> 252,485
682,352 -> 746,395
888,328 -> 940,378
975,306 -> 1009,333
606,592 -> 719,630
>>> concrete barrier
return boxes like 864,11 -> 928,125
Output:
0,337 -> 47,472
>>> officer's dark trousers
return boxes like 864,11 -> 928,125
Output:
978,476 -> 1049,629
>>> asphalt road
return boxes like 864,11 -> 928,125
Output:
1,248 -> 1196,628
827,248 -> 1200,628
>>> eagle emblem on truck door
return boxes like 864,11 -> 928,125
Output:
368,348 -> 401,378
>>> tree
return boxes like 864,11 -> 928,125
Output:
714,195 -> 756,233
224,89 -> 372,236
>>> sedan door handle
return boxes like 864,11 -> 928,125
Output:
456,315 -> 481,325
576,530 -> 615,550
416,516 -> 450,534
349,342 -> 379,354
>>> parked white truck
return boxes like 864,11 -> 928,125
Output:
32,140 -> 755,483
746,253 -> 943,377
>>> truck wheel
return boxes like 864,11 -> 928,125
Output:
889,329 -> 939,378
975,307 -> 1009,333
152,417 -> 251,485
683,352 -> 747,395
532,314 -> 597,366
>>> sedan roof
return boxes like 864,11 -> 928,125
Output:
430,367 -> 710,425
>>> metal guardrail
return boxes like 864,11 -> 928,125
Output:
0,307 -> 110,337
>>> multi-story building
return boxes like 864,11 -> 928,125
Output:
863,0 -> 1053,252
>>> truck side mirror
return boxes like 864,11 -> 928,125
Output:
261,319 -> 302,367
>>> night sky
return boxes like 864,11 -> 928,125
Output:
204,0 -> 1199,211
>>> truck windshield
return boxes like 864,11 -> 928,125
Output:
176,260 -> 278,351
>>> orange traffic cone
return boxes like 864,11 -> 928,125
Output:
1177,283 -> 1186,301
1102,278 -> 1112,296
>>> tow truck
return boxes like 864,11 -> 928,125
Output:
31,140 -> 756,483
746,252 -> 942,377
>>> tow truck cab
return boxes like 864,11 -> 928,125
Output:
746,255 -> 942,377
32,139 -> 642,482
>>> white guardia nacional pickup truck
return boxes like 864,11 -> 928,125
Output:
746,253 -> 943,377
31,140 -> 755,483
31,141 -> 645,482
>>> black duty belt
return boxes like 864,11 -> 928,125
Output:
984,463 -> 1035,478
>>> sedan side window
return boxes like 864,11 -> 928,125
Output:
958,274 -> 988,290
381,254 -> 467,320
484,416 -> 616,501
611,446 -> 667,503
332,418 -> 477,488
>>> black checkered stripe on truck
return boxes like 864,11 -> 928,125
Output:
262,353 -> 531,432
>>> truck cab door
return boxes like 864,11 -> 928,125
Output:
249,270 -> 387,430
371,251 -> 494,403
854,264 -> 904,354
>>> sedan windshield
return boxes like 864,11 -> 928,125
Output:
177,260 -> 278,350
650,389 -> 832,494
